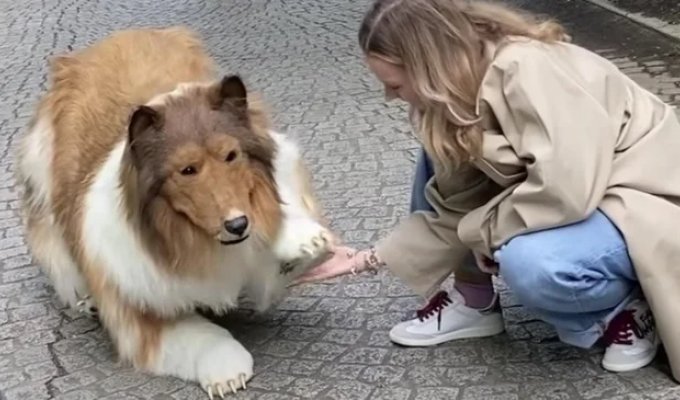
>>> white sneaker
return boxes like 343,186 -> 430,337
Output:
389,289 -> 505,347
601,299 -> 659,372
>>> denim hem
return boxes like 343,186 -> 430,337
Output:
555,288 -> 638,349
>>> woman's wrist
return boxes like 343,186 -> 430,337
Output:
350,246 -> 386,275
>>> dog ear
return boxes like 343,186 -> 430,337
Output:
128,105 -> 163,162
210,75 -> 248,111
129,106 -> 161,142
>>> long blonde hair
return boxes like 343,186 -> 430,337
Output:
359,0 -> 569,171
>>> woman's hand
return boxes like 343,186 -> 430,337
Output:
291,245 -> 369,285
473,251 -> 499,275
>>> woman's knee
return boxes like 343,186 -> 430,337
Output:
496,227 -> 634,312
496,235 -> 576,307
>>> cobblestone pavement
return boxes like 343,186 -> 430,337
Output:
2,0 -> 680,399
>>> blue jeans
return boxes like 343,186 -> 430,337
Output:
410,149 -> 638,348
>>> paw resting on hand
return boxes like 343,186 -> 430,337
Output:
274,217 -> 334,276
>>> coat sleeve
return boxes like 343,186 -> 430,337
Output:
458,47 -> 617,256
376,163 -> 501,297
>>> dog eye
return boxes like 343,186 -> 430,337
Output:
180,166 -> 197,176
225,151 -> 238,163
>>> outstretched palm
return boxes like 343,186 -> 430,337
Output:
292,245 -> 362,284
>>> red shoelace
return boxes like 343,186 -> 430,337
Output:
602,308 -> 653,346
416,291 -> 452,330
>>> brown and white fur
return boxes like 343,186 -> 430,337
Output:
16,27 -> 332,397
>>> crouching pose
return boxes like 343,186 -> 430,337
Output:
296,0 -> 680,382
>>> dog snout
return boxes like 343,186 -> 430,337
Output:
223,215 -> 249,236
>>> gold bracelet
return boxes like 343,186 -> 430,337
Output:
350,246 -> 385,276
364,246 -> 384,274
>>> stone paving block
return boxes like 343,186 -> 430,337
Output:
284,378 -> 328,399
51,370 -> 101,394
368,388 -> 411,400
573,375 -> 637,399
413,387 -> 461,400
4,381 -> 51,400
53,389 -> 100,400
322,380 -> 374,400
359,365 -> 406,384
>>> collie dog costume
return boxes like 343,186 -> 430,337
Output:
17,27 -> 333,396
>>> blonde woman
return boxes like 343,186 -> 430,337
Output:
296,0 -> 680,378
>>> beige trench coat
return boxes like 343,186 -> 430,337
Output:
376,37 -> 680,381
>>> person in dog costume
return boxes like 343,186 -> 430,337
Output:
297,0 -> 680,379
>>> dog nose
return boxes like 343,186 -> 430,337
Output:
224,216 -> 249,236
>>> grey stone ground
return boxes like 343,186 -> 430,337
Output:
1,0 -> 680,399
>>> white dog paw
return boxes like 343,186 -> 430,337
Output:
275,217 -> 333,275
197,338 -> 254,398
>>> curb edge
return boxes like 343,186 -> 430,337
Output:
583,0 -> 680,42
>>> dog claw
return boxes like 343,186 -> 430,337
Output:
300,245 -> 314,256
203,375 -> 249,399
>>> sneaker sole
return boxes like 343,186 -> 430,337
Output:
601,338 -> 660,373
389,320 -> 505,347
